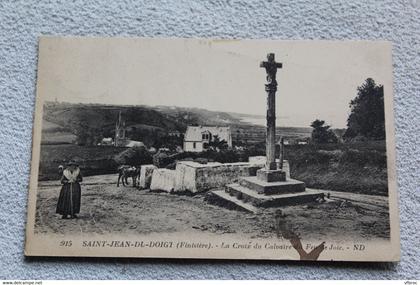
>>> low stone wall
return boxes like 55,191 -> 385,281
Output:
174,161 -> 264,193
248,156 -> 267,164
147,159 -> 290,194
150,168 -> 177,193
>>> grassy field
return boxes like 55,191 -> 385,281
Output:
41,120 -> 77,144
285,141 -> 388,196
231,125 -> 311,145
38,144 -> 127,180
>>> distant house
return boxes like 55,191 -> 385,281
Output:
297,137 -> 310,145
124,140 -> 145,148
100,137 -> 114,146
168,130 -> 182,137
115,138 -> 145,148
183,126 -> 232,152
280,137 -> 310,146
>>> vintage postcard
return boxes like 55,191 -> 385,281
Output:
25,37 -> 400,261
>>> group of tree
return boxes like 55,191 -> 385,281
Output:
344,78 -> 385,140
208,135 -> 229,150
310,119 -> 339,144
114,146 -> 153,166
70,117 -> 104,146
310,78 -> 385,144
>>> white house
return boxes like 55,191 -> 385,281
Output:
124,140 -> 145,148
183,126 -> 232,152
100,137 -> 114,146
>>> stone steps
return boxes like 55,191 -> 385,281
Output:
206,173 -> 324,212
239,176 -> 305,195
206,190 -> 259,214
225,183 -> 324,207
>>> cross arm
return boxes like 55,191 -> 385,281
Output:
259,61 -> 283,68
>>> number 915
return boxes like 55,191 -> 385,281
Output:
59,240 -> 72,247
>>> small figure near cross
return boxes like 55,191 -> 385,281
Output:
260,53 -> 283,92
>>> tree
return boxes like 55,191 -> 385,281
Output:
310,119 -> 338,144
69,114 -> 103,146
344,78 -> 385,140
114,146 -> 152,166
208,135 -> 229,150
73,125 -> 102,146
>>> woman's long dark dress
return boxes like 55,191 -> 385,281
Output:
56,169 -> 83,216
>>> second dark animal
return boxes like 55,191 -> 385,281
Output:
117,165 -> 140,187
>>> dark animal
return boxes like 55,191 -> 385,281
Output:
117,165 -> 140,187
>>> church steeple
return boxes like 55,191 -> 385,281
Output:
115,110 -> 125,146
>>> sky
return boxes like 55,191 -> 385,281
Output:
37,37 -> 393,128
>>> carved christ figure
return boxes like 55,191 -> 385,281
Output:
260,53 -> 282,88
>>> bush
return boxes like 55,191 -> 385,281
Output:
310,119 -> 338,144
284,141 -> 389,196
339,149 -> 387,168
153,152 -> 170,168
287,146 -> 337,168
114,146 -> 153,166
347,135 -> 368,142
38,145 -> 126,180
165,162 -> 177,170
194,158 -> 209,164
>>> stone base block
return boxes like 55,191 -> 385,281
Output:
256,169 -> 286,182
139,164 -> 157,189
150,169 -> 176,192
239,176 -> 305,195
249,157 -> 291,179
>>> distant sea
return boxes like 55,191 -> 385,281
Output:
238,115 -> 285,127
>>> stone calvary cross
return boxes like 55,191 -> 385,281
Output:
260,53 -> 282,171
207,53 -> 324,212
258,53 -> 284,182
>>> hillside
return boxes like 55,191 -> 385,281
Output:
154,105 -> 244,126
43,101 -> 184,133
41,101 -> 312,147
41,119 -> 77,144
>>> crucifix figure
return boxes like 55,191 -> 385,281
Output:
260,53 -> 282,171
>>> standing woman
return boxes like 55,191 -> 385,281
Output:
56,160 -> 83,219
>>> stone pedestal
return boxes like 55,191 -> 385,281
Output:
239,176 -> 305,195
256,168 -> 286,182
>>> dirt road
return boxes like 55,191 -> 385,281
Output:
35,174 -> 390,241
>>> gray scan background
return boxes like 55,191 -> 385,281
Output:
0,0 -> 418,279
